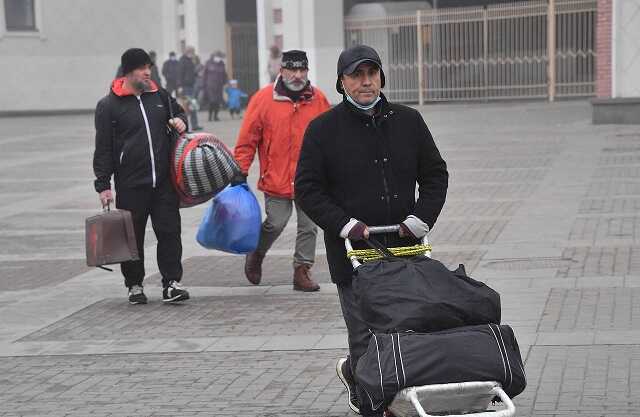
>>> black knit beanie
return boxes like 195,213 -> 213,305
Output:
121,48 -> 152,75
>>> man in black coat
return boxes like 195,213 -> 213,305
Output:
162,51 -> 180,96
177,46 -> 202,130
94,48 -> 191,305
295,45 -> 448,417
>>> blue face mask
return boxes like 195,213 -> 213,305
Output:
343,83 -> 381,111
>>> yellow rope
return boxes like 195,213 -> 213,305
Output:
346,244 -> 432,262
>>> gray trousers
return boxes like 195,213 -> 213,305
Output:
256,194 -> 317,266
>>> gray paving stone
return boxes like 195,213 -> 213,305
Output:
19,294 -> 346,342
0,259 -> 91,291
556,246 -> 640,277
538,288 -> 640,332
579,197 -> 640,215
1,102 -> 640,417
521,346 -> 640,416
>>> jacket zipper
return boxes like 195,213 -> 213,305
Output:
290,102 -> 298,189
137,95 -> 157,188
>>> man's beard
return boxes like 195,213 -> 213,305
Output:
283,77 -> 307,92
132,79 -> 151,92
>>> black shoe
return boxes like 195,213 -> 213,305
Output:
192,126 -> 203,131
128,285 -> 148,305
163,280 -> 190,303
337,357 -> 360,414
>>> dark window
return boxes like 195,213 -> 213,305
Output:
179,14 -> 185,29
273,8 -> 282,24
4,0 -> 36,31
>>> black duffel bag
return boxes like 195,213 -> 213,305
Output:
355,324 -> 527,412
353,239 -> 500,333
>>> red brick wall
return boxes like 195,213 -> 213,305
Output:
596,0 -> 613,98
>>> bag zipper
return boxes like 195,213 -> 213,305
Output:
372,333 -> 385,404
494,324 -> 513,388
488,324 -> 508,386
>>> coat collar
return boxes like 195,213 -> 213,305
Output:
342,92 -> 395,124
111,77 -> 159,97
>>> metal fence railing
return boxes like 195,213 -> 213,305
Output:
344,0 -> 596,103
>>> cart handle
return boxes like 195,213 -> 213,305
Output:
406,385 -> 515,417
345,224 -> 431,269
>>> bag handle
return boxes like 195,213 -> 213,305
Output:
159,89 -> 181,141
363,236 -> 395,259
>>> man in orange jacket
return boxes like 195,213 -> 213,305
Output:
234,50 -> 330,291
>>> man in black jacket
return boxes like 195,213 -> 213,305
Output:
93,48 -> 190,305
162,51 -> 180,96
177,46 -> 202,131
295,45 -> 448,416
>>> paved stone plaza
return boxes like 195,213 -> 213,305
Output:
1,100 -> 639,416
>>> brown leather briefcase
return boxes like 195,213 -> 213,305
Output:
85,207 -> 139,268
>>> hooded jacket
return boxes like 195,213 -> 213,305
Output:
93,78 -> 187,192
295,94 -> 448,283
233,76 -> 330,198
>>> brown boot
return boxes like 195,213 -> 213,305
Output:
293,264 -> 320,292
245,251 -> 265,285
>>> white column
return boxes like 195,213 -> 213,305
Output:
256,0 -> 274,87
281,0 -> 344,103
183,0 -> 199,51
195,0 -> 227,58
613,0 -> 640,98
161,0 -> 179,60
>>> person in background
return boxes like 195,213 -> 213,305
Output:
225,79 -> 248,119
234,50 -> 330,292
193,54 -> 205,107
148,50 -> 162,87
162,51 -> 180,96
203,51 -> 229,121
175,88 -> 199,133
93,48 -> 191,305
178,46 -> 202,130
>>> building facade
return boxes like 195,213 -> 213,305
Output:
592,0 -> 640,123
0,0 -> 226,114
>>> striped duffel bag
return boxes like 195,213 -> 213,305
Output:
171,132 -> 241,208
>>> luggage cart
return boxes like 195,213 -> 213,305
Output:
345,225 -> 516,417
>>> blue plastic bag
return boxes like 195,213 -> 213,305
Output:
196,183 -> 261,254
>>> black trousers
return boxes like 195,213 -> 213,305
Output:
337,279 -> 382,417
115,181 -> 183,288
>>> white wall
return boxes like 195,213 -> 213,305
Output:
257,0 -> 274,87
191,0 -> 226,59
613,0 -> 640,98
280,0 -> 344,103
0,0 -> 170,112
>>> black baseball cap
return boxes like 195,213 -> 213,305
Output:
336,45 -> 385,94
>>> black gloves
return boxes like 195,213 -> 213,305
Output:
230,172 -> 248,186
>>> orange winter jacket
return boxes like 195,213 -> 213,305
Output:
234,79 -> 330,199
